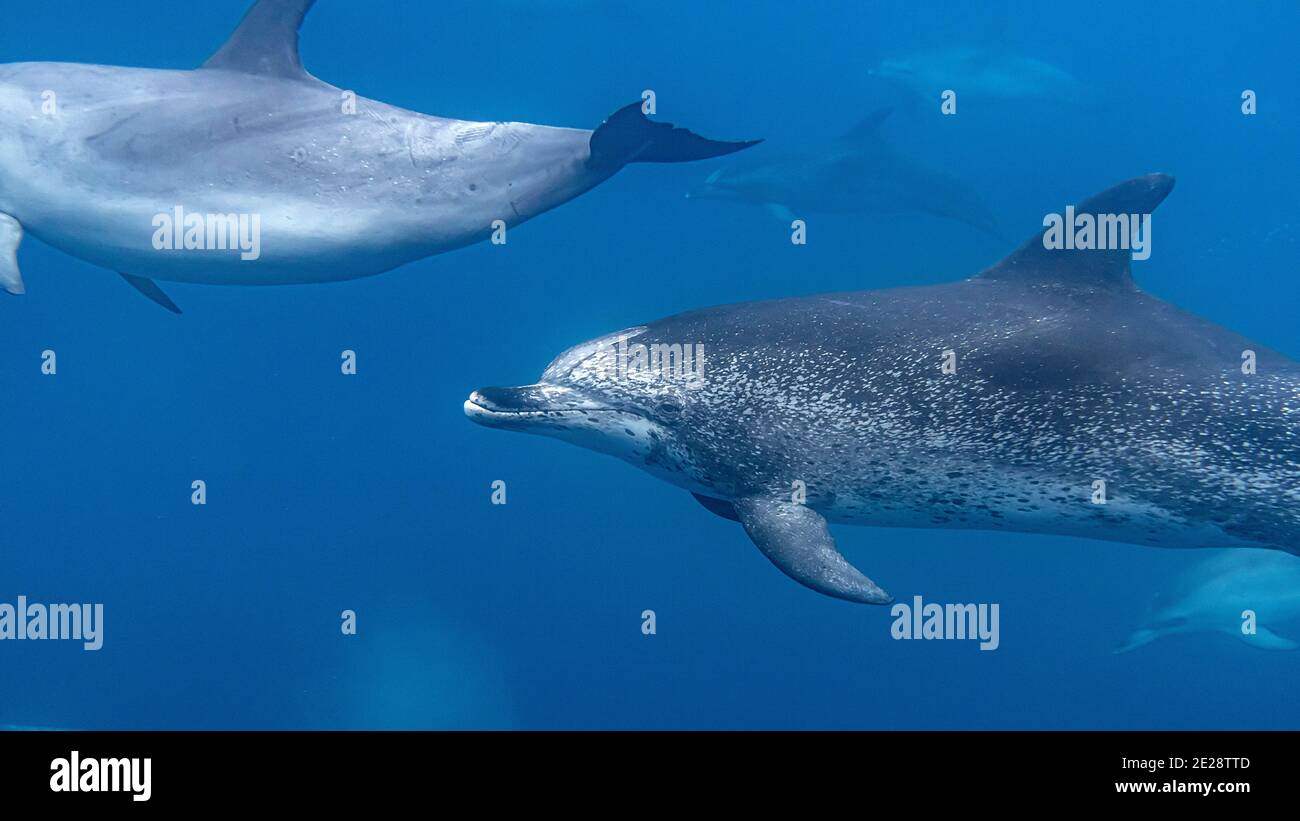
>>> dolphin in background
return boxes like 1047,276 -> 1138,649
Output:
467,174 -> 1300,605
870,47 -> 1090,105
685,108 -> 1003,239
1116,550 -> 1300,653
0,0 -> 758,312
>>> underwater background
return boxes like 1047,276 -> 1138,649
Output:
1,0 -> 1298,729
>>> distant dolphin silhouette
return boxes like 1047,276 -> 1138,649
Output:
467,174 -> 1300,604
870,48 -> 1089,104
685,108 -> 1003,238
1116,550 -> 1300,652
0,0 -> 758,312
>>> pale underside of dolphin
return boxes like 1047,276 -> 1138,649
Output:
1115,550 -> 1300,653
0,0 -> 758,312
687,108 -> 1004,239
467,174 -> 1300,605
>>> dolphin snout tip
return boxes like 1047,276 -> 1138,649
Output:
464,390 -> 499,422
463,394 -> 484,418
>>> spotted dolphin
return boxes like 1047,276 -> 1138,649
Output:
686,108 -> 1003,238
466,174 -> 1300,604
0,0 -> 757,312
1116,550 -> 1300,652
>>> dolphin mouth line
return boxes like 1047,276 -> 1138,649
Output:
463,393 -> 617,421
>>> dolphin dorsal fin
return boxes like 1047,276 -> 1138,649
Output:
976,174 -> 1174,289
202,0 -> 318,80
839,107 -> 894,142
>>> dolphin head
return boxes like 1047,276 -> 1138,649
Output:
465,327 -> 711,487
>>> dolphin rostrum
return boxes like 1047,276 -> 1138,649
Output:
686,108 -> 1002,238
0,0 -> 758,312
466,174 -> 1300,604
1116,550 -> 1300,653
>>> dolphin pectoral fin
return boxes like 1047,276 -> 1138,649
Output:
732,498 -> 892,605
120,273 -> 182,314
691,492 -> 741,522
588,102 -> 761,171
0,213 -> 24,295
1238,626 -> 1298,651
763,202 -> 797,223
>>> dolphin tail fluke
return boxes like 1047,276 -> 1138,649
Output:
732,497 -> 892,605
587,102 -> 761,171
0,213 -> 24,295
120,273 -> 183,314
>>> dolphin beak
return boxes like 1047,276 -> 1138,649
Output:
464,384 -> 611,429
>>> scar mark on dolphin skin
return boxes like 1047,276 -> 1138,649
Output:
83,111 -> 143,144
404,123 -> 418,168
455,124 -> 495,145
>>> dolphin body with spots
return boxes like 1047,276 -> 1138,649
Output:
467,174 -> 1300,604
0,0 -> 758,312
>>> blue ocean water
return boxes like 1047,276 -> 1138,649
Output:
1,0 -> 1297,729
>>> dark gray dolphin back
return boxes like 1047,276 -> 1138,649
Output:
978,173 -> 1174,289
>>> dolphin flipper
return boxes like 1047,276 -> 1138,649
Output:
1238,626 -> 1298,651
588,102 -> 761,171
120,273 -> 182,314
692,492 -> 741,522
0,213 -> 24,295
732,498 -> 892,604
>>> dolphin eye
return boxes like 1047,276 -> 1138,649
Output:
656,397 -> 683,417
